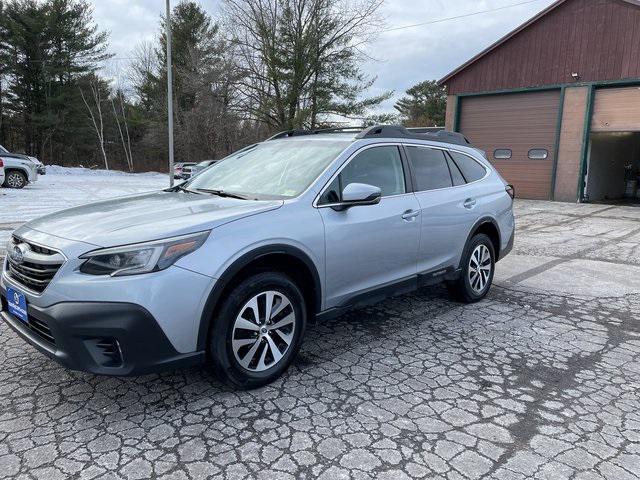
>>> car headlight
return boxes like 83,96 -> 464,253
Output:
79,231 -> 210,276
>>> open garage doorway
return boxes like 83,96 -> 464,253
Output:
585,132 -> 640,205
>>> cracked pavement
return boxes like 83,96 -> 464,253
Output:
1,200 -> 640,479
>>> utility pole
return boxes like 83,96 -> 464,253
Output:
166,0 -> 175,187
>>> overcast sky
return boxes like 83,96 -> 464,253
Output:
93,0 -> 557,112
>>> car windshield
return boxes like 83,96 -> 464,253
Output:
0,145 -> 8,154
186,139 -> 351,199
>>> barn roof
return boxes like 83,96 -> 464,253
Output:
438,0 -> 640,86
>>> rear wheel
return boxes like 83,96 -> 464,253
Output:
208,272 -> 306,388
4,170 -> 27,189
448,233 -> 495,303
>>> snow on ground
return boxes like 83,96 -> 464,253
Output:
1,166 -> 169,256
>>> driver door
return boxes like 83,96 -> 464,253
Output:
317,145 -> 421,309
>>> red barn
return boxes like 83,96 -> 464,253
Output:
439,0 -> 640,202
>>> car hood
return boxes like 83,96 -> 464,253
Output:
0,152 -> 30,161
22,190 -> 283,247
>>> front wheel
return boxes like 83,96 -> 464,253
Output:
448,233 -> 495,303
208,272 -> 306,388
4,170 -> 27,189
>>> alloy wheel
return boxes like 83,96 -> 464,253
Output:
231,290 -> 296,372
468,244 -> 492,294
6,172 -> 25,188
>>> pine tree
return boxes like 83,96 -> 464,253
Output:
394,80 -> 447,128
0,0 -> 110,161
130,1 -> 247,163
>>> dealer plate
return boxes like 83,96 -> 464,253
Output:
6,287 -> 28,323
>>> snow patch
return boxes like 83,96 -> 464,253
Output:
45,165 -> 167,178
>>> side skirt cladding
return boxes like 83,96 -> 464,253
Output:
315,267 -> 461,323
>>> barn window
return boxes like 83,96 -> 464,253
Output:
528,149 -> 549,160
493,149 -> 512,160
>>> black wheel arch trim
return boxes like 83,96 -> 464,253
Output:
196,244 -> 322,351
460,216 -> 502,267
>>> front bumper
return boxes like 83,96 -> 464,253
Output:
0,292 -> 205,376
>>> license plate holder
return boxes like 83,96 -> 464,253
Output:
6,287 -> 29,324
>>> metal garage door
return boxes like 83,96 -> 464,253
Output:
591,86 -> 640,132
458,90 -> 561,200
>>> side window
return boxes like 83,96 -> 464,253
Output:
449,151 -> 487,183
406,146 -> 452,191
446,155 -> 466,186
319,146 -> 405,205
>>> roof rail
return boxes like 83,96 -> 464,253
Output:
267,126 -> 365,141
266,129 -> 313,141
312,126 -> 364,134
355,125 -> 471,146
267,124 -> 471,147
406,126 -> 444,134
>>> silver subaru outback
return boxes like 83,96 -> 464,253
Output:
1,125 -> 515,388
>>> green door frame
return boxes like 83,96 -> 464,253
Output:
577,86 -> 595,202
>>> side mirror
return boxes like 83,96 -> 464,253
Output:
332,183 -> 381,211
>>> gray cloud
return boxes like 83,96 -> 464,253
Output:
93,0 -> 557,112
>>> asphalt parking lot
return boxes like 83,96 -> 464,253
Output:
1,200 -> 639,479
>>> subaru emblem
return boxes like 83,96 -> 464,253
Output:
9,244 -> 27,264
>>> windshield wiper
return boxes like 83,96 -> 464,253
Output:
195,188 -> 250,200
170,184 -> 201,194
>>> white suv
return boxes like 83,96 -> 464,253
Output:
0,145 -> 38,188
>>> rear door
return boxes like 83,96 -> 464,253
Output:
317,145 -> 421,308
404,145 -> 476,275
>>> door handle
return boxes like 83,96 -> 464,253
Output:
463,198 -> 477,209
402,209 -> 420,221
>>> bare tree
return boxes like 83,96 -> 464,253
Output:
79,75 -> 109,170
127,41 -> 159,107
111,92 -> 134,171
222,0 -> 390,130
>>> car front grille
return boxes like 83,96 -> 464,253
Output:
5,236 -> 64,294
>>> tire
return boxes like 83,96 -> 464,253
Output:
208,272 -> 307,389
4,170 -> 27,189
447,233 -> 495,303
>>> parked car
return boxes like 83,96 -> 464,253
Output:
0,159 -> 5,186
1,125 -> 515,388
0,144 -> 45,175
0,153 -> 38,189
173,162 -> 197,179
181,160 -> 218,179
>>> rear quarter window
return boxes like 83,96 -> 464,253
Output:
449,151 -> 487,183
